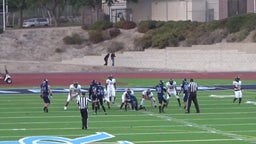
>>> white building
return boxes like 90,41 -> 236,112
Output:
102,0 -> 129,23
125,0 -> 256,23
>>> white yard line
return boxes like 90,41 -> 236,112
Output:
141,111 -> 256,143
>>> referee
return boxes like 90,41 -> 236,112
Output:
77,92 -> 91,130
186,78 -> 200,114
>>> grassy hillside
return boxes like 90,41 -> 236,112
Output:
136,13 -> 256,49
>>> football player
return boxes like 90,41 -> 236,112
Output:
120,88 -> 134,109
166,78 -> 181,107
40,79 -> 52,113
179,78 -> 189,109
139,89 -> 156,109
64,81 -> 81,110
89,80 -> 98,110
233,76 -> 242,104
124,90 -> 138,111
155,80 -> 167,113
105,74 -> 116,104
96,82 -> 107,115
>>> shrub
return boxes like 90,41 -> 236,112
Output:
81,24 -> 89,30
134,33 -> 153,50
63,33 -> 82,45
101,30 -> 110,41
137,21 -> 158,33
226,29 -> 250,42
114,21 -> 136,29
252,31 -> 256,42
108,27 -> 121,38
88,30 -> 104,43
89,20 -> 113,30
152,32 -> 179,48
55,48 -> 65,53
194,28 -> 228,45
107,41 -> 124,52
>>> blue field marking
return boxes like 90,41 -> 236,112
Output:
0,90 -> 20,94
118,141 -> 134,144
0,85 -> 255,94
0,132 -> 120,144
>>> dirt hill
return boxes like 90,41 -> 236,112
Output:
0,26 -> 255,73
0,26 -> 147,73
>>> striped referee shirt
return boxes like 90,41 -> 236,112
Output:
78,96 -> 91,109
189,82 -> 198,93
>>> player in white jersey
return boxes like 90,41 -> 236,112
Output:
64,82 -> 81,110
233,76 -> 242,104
120,88 -> 134,109
105,74 -> 116,104
140,89 -> 156,109
165,79 -> 181,107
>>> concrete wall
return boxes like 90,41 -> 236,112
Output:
207,0 -> 220,20
127,0 -> 152,23
247,0 -> 255,13
219,0 -> 228,19
151,0 -> 168,21
191,0 -> 207,22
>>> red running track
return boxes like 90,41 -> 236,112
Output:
0,72 -> 256,87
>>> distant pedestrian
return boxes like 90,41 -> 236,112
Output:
77,92 -> 91,130
104,53 -> 110,66
110,53 -> 116,66
186,78 -> 200,114
232,76 -> 242,104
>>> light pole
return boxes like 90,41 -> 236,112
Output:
2,0 -> 5,31
254,0 -> 256,13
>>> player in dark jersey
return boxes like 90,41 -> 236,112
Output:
40,79 -> 52,113
155,80 -> 167,113
89,80 -> 98,111
96,82 -> 107,115
91,81 -> 99,115
179,78 -> 189,109
124,91 -> 139,111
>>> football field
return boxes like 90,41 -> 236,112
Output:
0,78 -> 256,144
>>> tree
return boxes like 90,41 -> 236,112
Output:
37,0 -> 64,27
8,0 -> 28,28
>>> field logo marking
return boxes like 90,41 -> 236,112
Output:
245,101 -> 256,105
0,132 -> 134,144
0,90 -> 19,94
209,95 -> 234,98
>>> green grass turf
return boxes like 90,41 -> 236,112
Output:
0,79 -> 256,143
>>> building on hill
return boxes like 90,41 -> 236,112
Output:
124,0 -> 256,23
